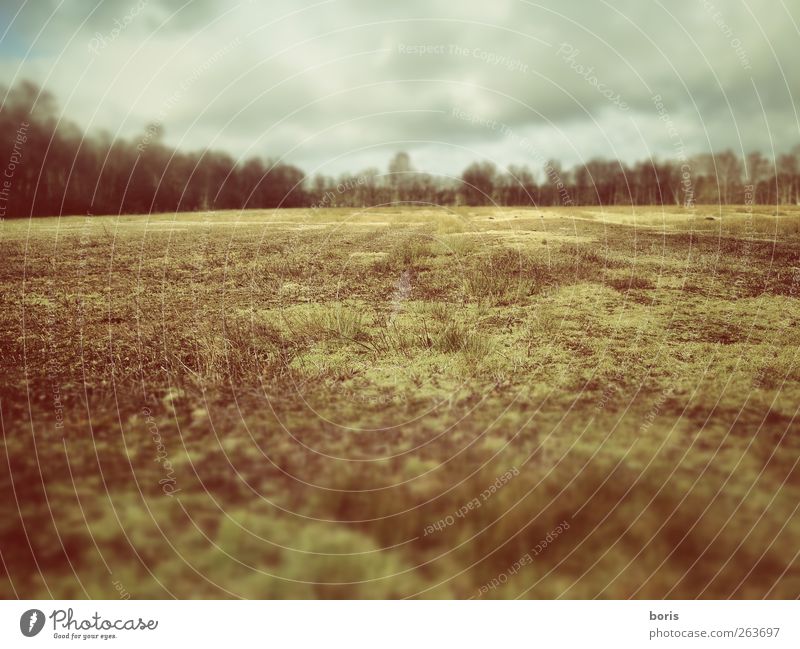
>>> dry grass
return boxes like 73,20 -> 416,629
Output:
1,205 -> 799,599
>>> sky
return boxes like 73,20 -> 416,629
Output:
1,0 -> 798,179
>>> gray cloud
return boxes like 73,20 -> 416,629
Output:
1,0 -> 798,176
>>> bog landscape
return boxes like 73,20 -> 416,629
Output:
2,1 -> 800,605
2,204 -> 799,598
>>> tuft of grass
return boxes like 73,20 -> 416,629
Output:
435,322 -> 471,353
4,205 -> 800,600
440,233 -> 479,257
324,303 -> 365,340
433,322 -> 492,361
388,236 -> 436,266
435,214 -> 469,234
416,301 -> 452,322
605,274 -> 656,292
463,248 -> 538,304
275,303 -> 370,352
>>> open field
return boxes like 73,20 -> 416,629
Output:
1,205 -> 799,598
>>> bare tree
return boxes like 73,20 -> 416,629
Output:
3,80 -> 800,217
460,161 -> 497,205
388,151 -> 414,203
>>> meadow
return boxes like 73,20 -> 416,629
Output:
1,204 -> 799,598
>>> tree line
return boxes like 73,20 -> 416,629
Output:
1,80 -> 798,218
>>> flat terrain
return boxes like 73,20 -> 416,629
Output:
1,205 -> 799,598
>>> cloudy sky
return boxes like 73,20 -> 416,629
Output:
1,0 -> 798,178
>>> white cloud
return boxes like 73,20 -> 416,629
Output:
1,0 -> 798,175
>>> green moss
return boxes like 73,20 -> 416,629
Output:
3,205 -> 800,599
